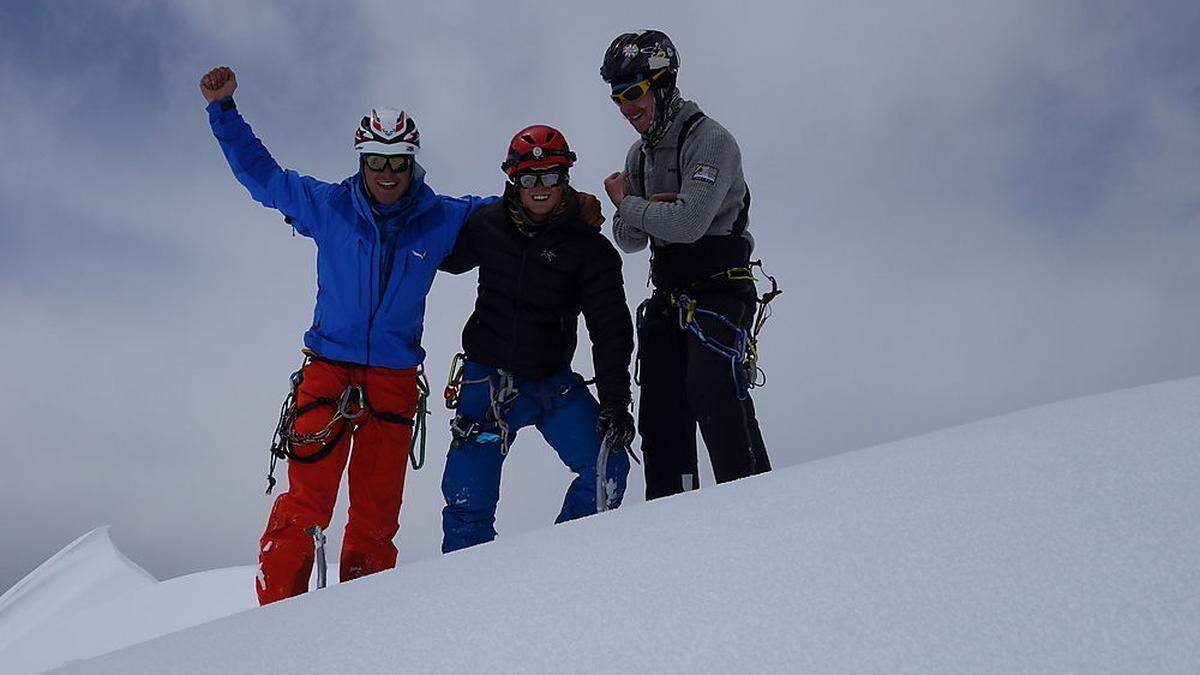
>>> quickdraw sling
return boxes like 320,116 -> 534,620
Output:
635,260 -> 781,401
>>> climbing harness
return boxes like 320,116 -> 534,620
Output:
636,261 -> 782,400
446,353 -> 637,514
264,351 -> 429,494
628,108 -> 782,399
673,291 -> 760,400
444,353 -> 521,455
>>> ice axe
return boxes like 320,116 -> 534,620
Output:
597,429 -> 639,512
305,525 -> 327,590
597,433 -> 612,513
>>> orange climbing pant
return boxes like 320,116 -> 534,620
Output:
256,357 -> 417,605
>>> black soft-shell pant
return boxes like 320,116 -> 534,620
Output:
637,287 -> 771,499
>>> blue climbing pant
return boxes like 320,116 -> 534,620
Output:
441,361 -> 630,553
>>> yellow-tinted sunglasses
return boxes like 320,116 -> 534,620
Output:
611,78 -> 652,104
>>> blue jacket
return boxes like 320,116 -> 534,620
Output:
207,98 -> 493,368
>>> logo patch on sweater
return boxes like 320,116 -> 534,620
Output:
690,163 -> 719,184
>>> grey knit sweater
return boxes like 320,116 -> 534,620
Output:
612,99 -> 752,253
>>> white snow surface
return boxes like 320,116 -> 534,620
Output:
15,377 -> 1200,672
0,528 -> 156,668
0,552 -> 338,673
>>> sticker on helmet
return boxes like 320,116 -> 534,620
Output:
691,163 -> 719,184
647,52 -> 670,70
622,44 -> 639,59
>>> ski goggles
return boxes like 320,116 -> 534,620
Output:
610,78 -> 652,104
362,154 -> 412,172
513,170 -> 566,189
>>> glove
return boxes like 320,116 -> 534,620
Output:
595,404 -> 635,451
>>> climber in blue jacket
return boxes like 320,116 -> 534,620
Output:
201,65 -> 497,605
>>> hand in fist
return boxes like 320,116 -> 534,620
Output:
596,404 -> 635,451
603,171 -> 628,208
199,66 -> 237,104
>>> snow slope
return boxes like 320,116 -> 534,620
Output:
0,528 -> 156,668
1,552 -> 337,673
55,376 -> 1199,673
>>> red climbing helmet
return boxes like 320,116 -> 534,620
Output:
501,125 -> 577,177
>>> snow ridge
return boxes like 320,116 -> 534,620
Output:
59,377 -> 1200,673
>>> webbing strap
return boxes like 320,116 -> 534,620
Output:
407,367 -> 429,470
731,190 -> 750,237
672,111 -> 709,192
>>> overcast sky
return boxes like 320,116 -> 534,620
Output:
2,1 -> 1199,592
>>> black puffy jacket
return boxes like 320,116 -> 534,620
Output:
439,187 -> 634,407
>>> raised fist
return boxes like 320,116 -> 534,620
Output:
199,66 -> 237,104
603,171 -> 628,208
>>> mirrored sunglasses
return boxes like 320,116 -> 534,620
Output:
363,154 -> 411,172
514,170 -> 566,189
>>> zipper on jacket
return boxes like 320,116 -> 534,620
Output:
365,237 -> 378,365
505,246 -> 529,370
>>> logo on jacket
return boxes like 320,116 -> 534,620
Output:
540,249 -> 557,262
691,163 -> 719,185
411,249 -> 427,260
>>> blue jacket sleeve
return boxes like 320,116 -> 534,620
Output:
433,194 -> 498,262
206,98 -> 337,239
461,195 -> 499,218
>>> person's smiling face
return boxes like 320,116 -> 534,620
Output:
617,87 -> 655,135
361,154 -> 412,204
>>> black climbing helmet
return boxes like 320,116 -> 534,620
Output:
600,30 -> 679,89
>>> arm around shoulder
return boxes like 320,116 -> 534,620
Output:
438,207 -> 483,274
